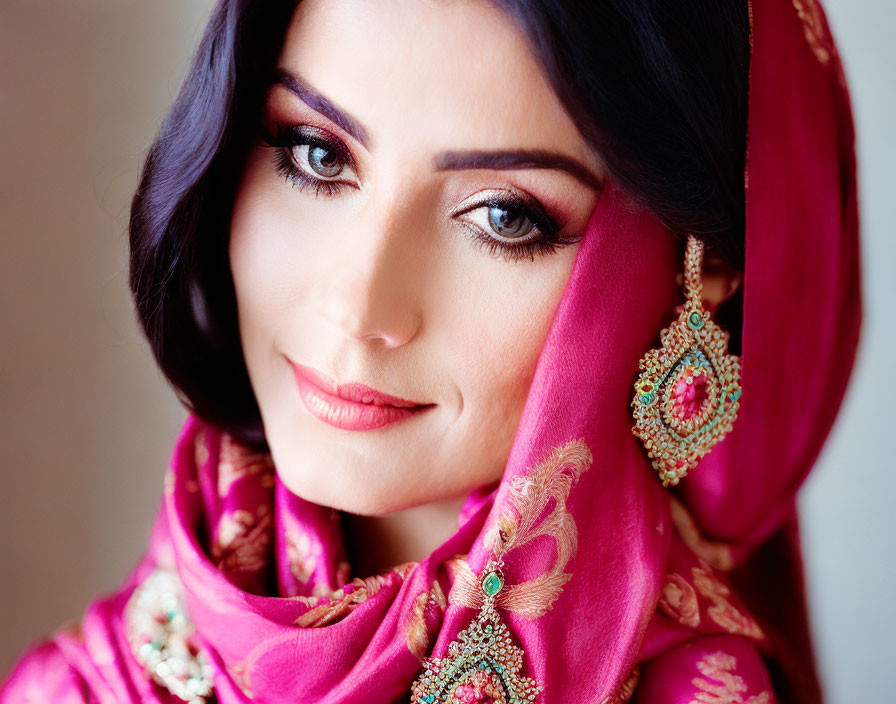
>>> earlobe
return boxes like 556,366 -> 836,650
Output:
700,250 -> 744,316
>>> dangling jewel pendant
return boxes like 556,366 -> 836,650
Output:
631,234 -> 742,487
410,560 -> 543,704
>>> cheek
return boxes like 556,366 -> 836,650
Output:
446,247 -> 578,440
229,165 -> 309,374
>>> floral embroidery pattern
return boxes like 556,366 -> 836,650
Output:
292,562 -> 418,627
792,0 -> 832,65
229,658 -> 254,700
286,529 -> 316,585
212,504 -> 273,574
692,562 -> 764,641
670,498 -> 734,571
193,427 -> 209,470
449,438 -> 594,618
410,439 -> 593,703
406,580 -> 449,660
689,651 -> 771,704
217,434 -> 275,496
659,573 -> 701,628
600,666 -> 641,704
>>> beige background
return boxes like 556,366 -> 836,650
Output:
1,2 -> 892,702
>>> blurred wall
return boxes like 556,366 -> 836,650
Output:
0,0 -> 212,673
796,0 -> 896,701
1,1 -> 893,701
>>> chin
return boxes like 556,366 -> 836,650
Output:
259,407 -> 490,516
268,444 -> 423,516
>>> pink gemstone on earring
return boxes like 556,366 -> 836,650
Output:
452,683 -> 493,703
670,370 -> 709,420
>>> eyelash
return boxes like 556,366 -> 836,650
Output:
259,123 -> 583,263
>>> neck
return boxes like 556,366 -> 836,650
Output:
341,493 -> 469,577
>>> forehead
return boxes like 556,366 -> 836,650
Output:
276,0 -> 595,166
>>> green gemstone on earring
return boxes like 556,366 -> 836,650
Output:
482,571 -> 504,596
687,310 -> 705,330
639,391 -> 657,406
728,387 -> 742,402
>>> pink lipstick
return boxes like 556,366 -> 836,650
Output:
289,360 -> 434,431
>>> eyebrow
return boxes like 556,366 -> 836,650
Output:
274,68 -> 603,191
275,68 -> 371,148
433,150 -> 602,191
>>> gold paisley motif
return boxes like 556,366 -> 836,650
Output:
600,666 -> 641,704
286,529 -> 316,585
193,426 -> 209,470
406,580 -> 448,659
218,435 -> 275,496
792,0 -> 832,65
449,438 -> 593,618
691,561 -> 764,641
689,651 -> 771,704
659,572 -> 701,629
293,562 -> 418,627
229,658 -> 254,700
410,440 -> 592,702
212,504 -> 273,574
670,497 -> 735,571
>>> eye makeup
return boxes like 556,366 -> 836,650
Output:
451,190 -> 583,263
257,119 -> 584,263
261,122 -> 359,197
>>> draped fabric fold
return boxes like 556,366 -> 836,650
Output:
1,0 -> 860,702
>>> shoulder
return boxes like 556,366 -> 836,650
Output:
0,637 -> 91,704
1,567 -> 180,704
1,503 -> 182,704
629,634 -> 776,704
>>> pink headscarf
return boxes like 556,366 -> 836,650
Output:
1,0 -> 860,702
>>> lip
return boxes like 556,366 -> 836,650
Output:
289,360 -> 434,431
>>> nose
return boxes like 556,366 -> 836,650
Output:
314,202 -> 425,349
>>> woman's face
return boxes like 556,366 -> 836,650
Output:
229,0 -> 604,515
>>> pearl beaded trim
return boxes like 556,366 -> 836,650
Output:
123,567 -> 215,703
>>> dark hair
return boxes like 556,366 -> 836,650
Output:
129,0 -> 751,448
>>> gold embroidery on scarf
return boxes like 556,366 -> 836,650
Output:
792,0 -> 832,65
670,498 -> 735,571
691,561 -> 764,641
286,529 -> 316,584
229,659 -> 254,700
292,562 -> 418,627
689,651 -> 771,704
212,504 -> 273,573
659,572 -> 701,628
218,435 -> 275,496
406,580 -> 448,659
600,666 -> 642,704
449,438 -> 593,618
194,427 -> 209,470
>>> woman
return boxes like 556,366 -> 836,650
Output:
0,0 -> 860,702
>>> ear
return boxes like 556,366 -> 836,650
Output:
700,249 -> 743,316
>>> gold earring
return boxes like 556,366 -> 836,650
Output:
630,234 -> 742,487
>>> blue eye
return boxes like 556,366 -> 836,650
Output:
261,123 -> 357,196
258,123 -> 583,262
488,205 -> 532,238
305,143 -> 344,178
454,193 -> 583,263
